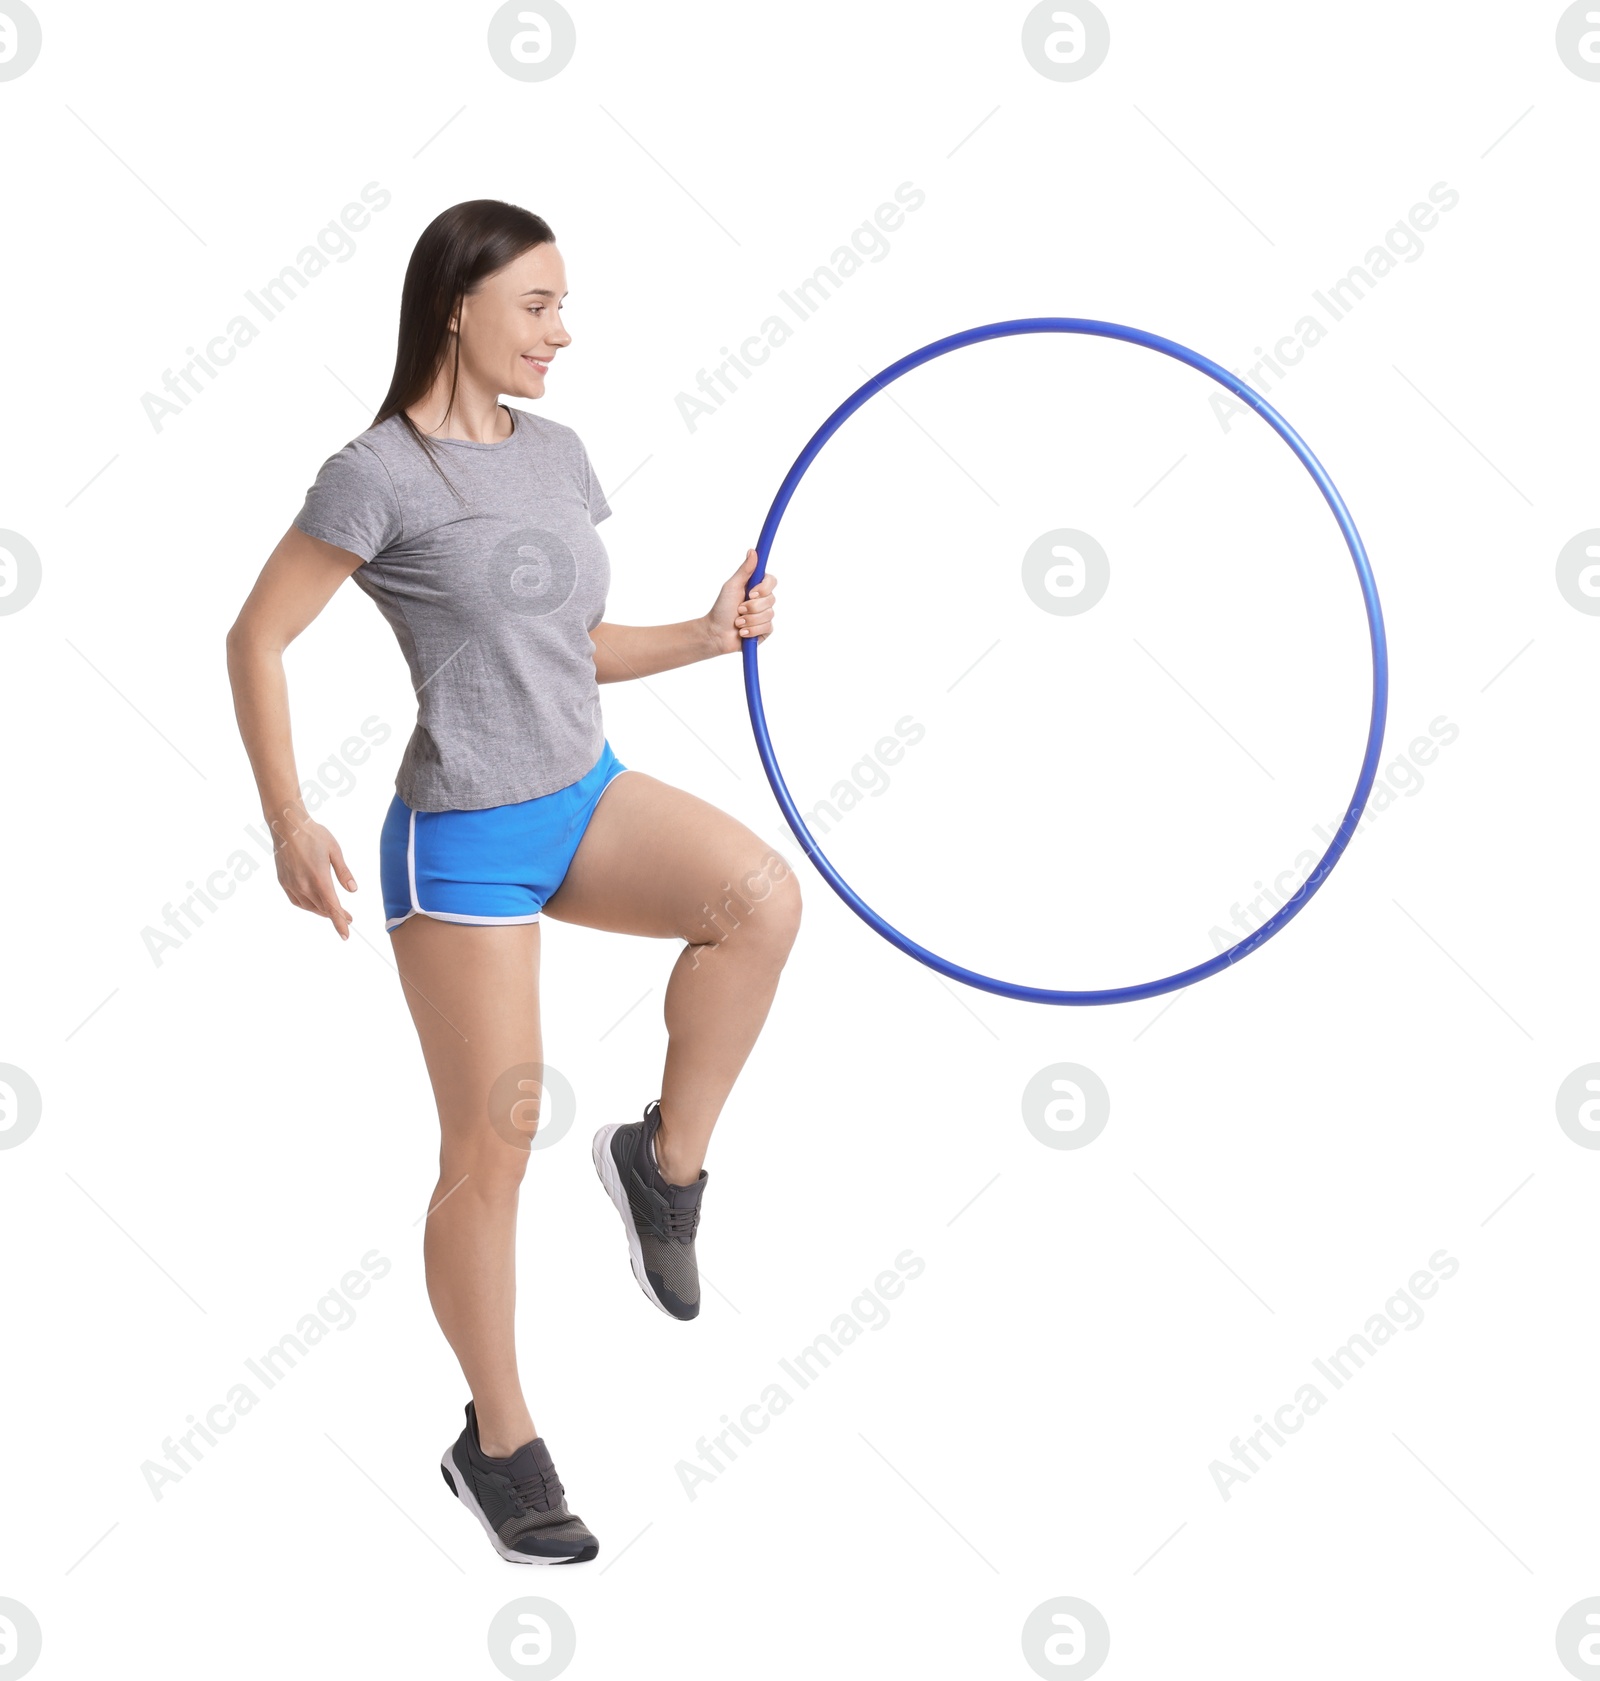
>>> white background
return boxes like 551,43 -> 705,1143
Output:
1,1 -> 1596,1676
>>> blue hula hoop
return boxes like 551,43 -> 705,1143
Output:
740,317 -> 1389,1006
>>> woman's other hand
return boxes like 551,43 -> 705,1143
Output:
273,812 -> 357,940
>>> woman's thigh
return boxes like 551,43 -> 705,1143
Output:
540,769 -> 800,945
386,916 -> 547,1157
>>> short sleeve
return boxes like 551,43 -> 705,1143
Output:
577,436 -> 612,525
293,439 -> 403,563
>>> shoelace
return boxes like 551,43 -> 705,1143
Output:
633,1162 -> 702,1244
507,1461 -> 565,1514
658,1200 -> 700,1243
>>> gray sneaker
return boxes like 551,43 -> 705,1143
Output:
440,1401 -> 598,1564
592,1099 -> 708,1320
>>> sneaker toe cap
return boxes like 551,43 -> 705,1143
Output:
505,1520 -> 599,1562
646,1267 -> 700,1320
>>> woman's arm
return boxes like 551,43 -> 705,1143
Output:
590,617 -> 720,683
225,526 -> 366,940
591,547 -> 777,683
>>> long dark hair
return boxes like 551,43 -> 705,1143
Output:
373,199 -> 555,492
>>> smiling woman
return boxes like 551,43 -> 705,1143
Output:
223,197 -> 801,1568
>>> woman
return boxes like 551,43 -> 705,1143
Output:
225,199 -> 802,1566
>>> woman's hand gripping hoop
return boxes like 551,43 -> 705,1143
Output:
737,316 -> 1390,1006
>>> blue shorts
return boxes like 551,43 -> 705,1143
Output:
380,740 -> 631,932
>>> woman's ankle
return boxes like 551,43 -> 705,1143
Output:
652,1105 -> 706,1185
475,1406 -> 537,1460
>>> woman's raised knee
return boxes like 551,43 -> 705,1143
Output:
755,861 -> 802,955
700,850 -> 801,959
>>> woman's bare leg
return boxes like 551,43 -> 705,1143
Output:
387,915 -> 544,1457
540,769 -> 802,1184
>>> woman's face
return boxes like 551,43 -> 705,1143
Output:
455,241 -> 573,400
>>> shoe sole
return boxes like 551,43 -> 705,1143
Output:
591,1123 -> 678,1318
439,1451 -> 594,1565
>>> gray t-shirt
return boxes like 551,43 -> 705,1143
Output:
293,403 -> 613,812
